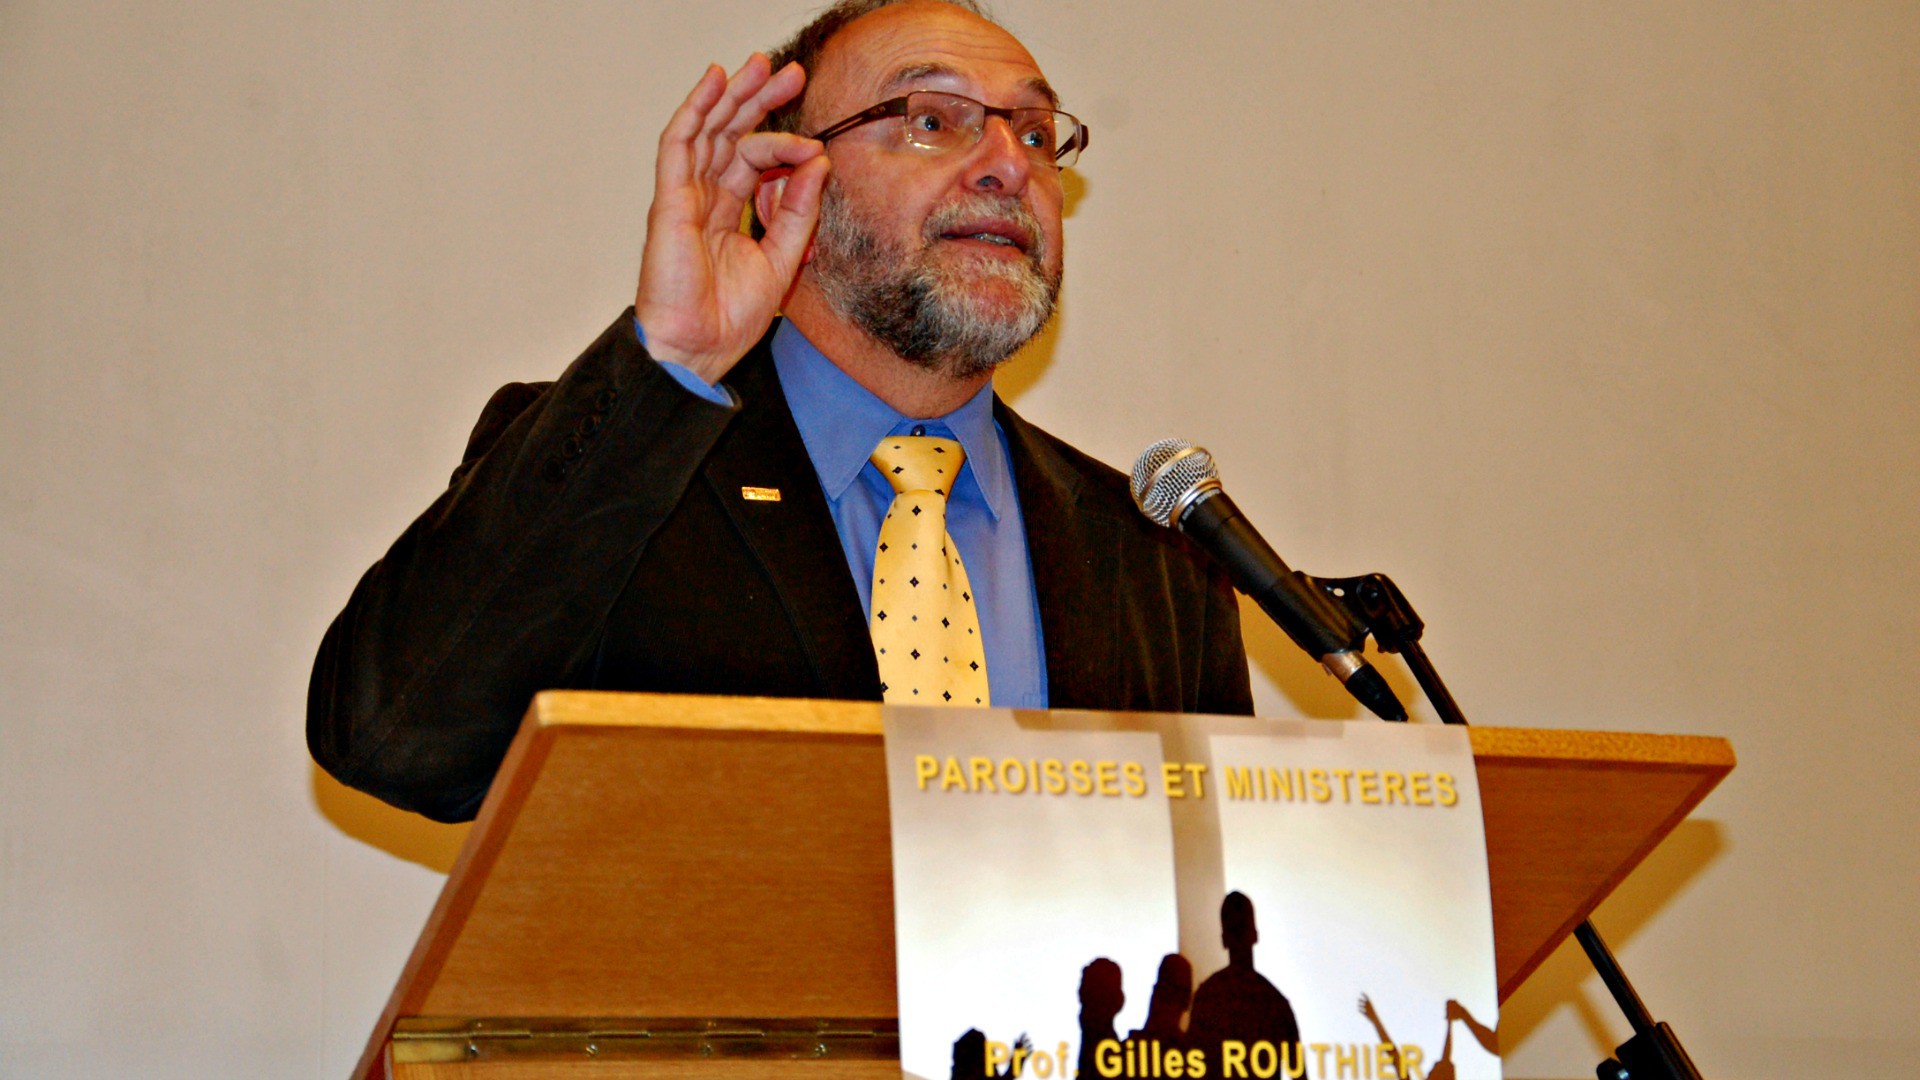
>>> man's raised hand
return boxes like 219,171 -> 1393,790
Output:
635,55 -> 830,383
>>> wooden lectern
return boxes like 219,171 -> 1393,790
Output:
350,692 -> 1733,1080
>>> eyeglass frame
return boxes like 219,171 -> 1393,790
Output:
809,90 -> 1089,169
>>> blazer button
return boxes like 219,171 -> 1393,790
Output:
543,459 -> 568,482
561,434 -> 585,460
594,388 -> 618,411
577,413 -> 604,438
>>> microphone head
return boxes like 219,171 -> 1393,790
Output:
1131,438 -> 1220,527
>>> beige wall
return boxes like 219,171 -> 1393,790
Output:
2,2 -> 1914,1077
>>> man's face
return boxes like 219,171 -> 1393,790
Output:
800,1 -> 1067,377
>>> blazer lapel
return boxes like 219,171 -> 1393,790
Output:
996,400 -> 1119,711
705,344 -> 881,701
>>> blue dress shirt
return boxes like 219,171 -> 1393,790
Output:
640,317 -> 1049,708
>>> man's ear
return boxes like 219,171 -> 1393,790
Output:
752,167 -> 793,238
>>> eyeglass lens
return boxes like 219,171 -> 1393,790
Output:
904,93 -> 1081,168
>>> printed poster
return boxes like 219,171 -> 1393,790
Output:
884,709 -> 1500,1080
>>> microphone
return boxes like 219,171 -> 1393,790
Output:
1131,439 -> 1407,723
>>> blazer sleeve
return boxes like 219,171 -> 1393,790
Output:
307,310 -> 739,822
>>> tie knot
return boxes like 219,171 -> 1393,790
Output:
871,435 -> 965,498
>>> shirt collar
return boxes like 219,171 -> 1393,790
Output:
772,320 -> 1012,522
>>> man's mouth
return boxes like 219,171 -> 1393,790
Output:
934,216 -> 1035,255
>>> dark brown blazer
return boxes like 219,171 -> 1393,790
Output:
309,312 -> 1252,821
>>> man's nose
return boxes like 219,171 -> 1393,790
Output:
961,115 -> 1033,194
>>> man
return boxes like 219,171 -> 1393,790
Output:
308,0 -> 1252,823
1186,893 -> 1301,1069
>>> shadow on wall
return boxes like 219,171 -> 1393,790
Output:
993,299 -> 1062,405
311,762 -> 471,874
1499,818 -> 1729,1058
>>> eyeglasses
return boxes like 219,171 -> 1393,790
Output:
811,90 -> 1088,169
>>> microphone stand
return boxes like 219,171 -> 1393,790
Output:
1301,571 -> 1706,1080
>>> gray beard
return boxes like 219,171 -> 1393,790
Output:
809,184 -> 1062,380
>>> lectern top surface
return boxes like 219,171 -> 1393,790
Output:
351,693 -> 1732,1080
528,691 -> 1735,771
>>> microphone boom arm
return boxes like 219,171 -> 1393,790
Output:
1298,569 -> 1706,1080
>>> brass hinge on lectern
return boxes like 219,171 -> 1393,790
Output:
391,1016 -> 900,1064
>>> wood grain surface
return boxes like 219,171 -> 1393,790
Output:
355,693 -> 1732,1079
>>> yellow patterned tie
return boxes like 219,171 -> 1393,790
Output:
869,436 -> 990,706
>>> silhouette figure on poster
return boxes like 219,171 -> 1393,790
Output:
951,1028 -> 989,1079
1076,957 -> 1126,1080
951,1027 -> 1031,1079
1359,993 -> 1497,1080
1127,953 -> 1194,1050
1186,892 -> 1301,1067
